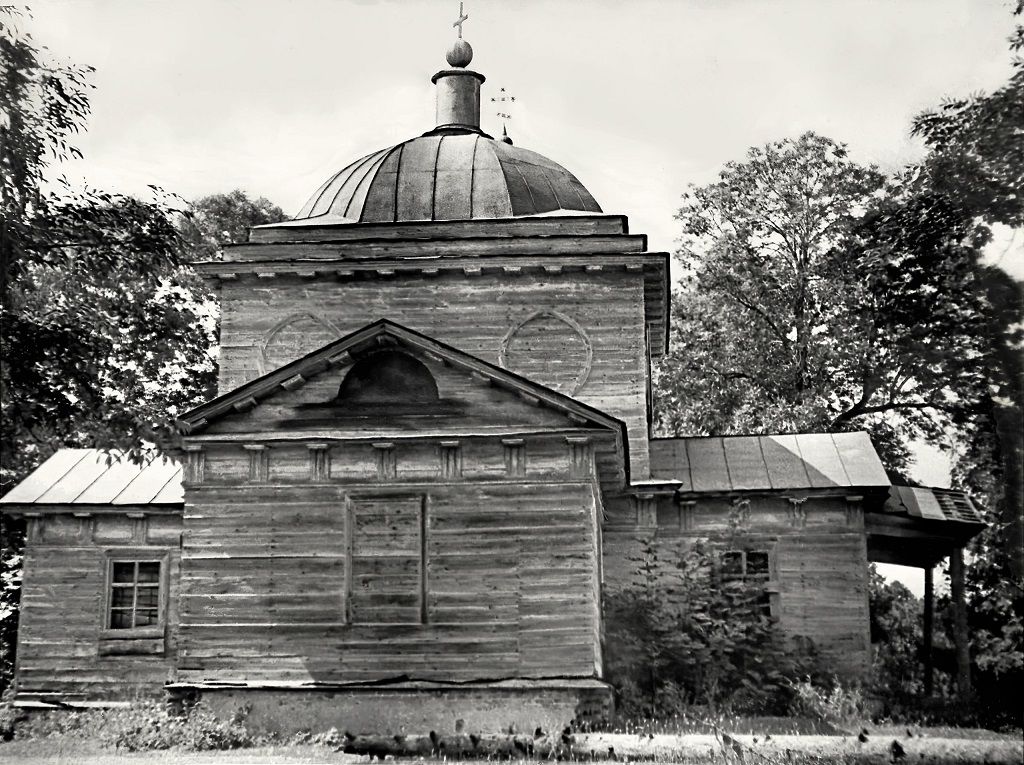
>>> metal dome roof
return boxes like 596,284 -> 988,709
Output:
292,132 -> 602,224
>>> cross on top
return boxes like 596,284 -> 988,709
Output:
453,2 -> 469,38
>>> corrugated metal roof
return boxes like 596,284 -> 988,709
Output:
649,432 -> 890,491
885,486 -> 985,525
0,450 -> 183,506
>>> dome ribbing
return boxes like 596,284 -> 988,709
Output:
293,133 -> 601,224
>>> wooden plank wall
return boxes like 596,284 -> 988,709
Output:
15,513 -> 181,697
601,494 -> 871,679
215,269 -> 650,477
204,352 -> 586,438
177,443 -> 603,684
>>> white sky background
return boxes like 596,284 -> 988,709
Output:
25,0 -> 1023,594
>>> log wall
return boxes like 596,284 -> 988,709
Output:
601,493 -> 871,679
176,438 -> 603,685
14,512 -> 182,697
214,269 -> 650,477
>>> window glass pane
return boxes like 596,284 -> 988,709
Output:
112,562 -> 136,583
135,587 -> 159,609
721,551 -> 743,578
108,560 -> 163,631
747,551 -> 770,577
109,609 -> 133,629
110,587 -> 134,609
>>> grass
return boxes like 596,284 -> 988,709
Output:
2,727 -> 1022,765
0,739 -> 346,764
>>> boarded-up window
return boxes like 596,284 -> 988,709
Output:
108,560 -> 162,629
348,496 -> 425,624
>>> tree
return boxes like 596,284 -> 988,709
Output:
911,7 -> 1024,725
868,566 -> 931,701
0,10 -> 220,692
1,6 -> 90,295
911,3 -> 1023,229
178,190 -> 286,261
656,132 -> 993,475
913,6 -> 1024,582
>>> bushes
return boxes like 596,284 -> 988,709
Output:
788,677 -> 867,729
1,696 -> 264,751
604,534 -> 824,721
99,698 -> 257,751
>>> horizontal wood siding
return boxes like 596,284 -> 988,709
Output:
774,533 -> 871,678
194,437 -> 595,487
15,513 -> 181,697
601,495 -> 871,680
178,482 -> 600,684
246,216 -> 629,244
216,270 -> 649,477
225,234 -> 647,261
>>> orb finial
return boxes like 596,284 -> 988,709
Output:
446,2 -> 473,67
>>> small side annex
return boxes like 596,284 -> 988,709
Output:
0,450 -> 183,703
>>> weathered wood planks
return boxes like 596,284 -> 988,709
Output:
177,474 -> 602,685
14,513 -> 182,696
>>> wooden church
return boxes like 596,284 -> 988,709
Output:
1,19 -> 985,733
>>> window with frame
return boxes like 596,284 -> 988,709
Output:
108,560 -> 162,630
719,548 -> 772,615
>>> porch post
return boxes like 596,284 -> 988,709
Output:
923,565 -> 934,696
949,547 -> 972,699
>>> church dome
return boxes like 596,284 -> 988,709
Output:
293,133 -> 602,223
287,21 -> 601,225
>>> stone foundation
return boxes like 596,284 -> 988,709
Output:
168,679 -> 613,736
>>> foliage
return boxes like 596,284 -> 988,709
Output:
0,11 -> 233,695
865,559 -> 1023,730
1,192 -> 218,485
656,132 -> 993,476
867,566 -> 933,701
0,188 -> 219,692
3,697 -> 264,751
101,699 -> 257,751
0,688 -> 19,741
911,3 -> 1024,228
604,528 -> 821,720
914,1 -> 1024,575
914,3 -> 1024,731
787,677 -> 866,730
952,522 -> 1024,730
0,6 -> 92,297
178,189 -> 287,261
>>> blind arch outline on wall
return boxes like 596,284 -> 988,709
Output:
497,309 -> 593,395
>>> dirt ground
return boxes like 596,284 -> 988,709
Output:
2,729 -> 1022,765
1,742 -> 344,764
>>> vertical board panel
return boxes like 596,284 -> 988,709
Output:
349,496 -> 424,624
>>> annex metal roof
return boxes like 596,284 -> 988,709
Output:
885,485 -> 985,525
648,432 -> 890,492
287,133 -> 602,225
0,449 -> 183,507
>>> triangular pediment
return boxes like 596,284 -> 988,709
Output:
178,320 -> 626,443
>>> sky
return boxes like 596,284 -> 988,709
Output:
22,0 -> 1022,594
